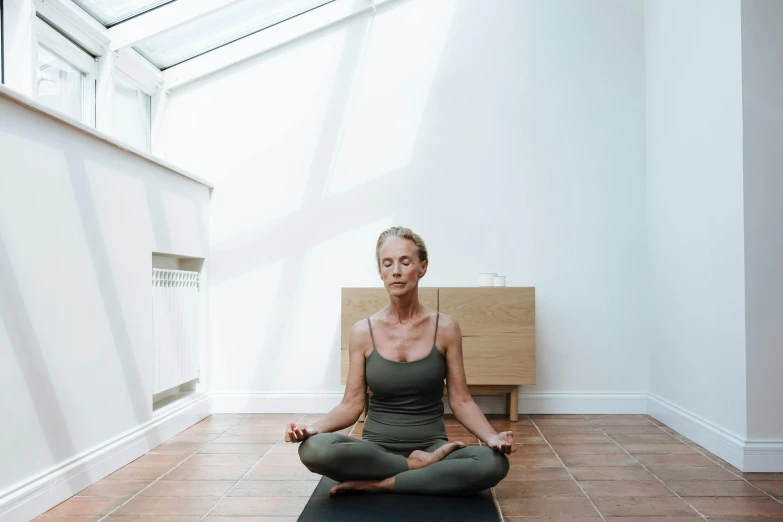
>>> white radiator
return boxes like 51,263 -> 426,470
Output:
152,268 -> 200,395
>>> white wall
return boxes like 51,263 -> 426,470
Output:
645,0 -> 747,439
741,0 -> 783,443
0,89 -> 211,516
168,0 -> 647,411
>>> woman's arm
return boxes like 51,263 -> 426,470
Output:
285,321 -> 367,441
442,315 -> 516,454
312,321 -> 368,433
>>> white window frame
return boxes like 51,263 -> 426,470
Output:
32,0 -> 164,96
114,47 -> 160,96
27,0 -> 167,157
113,67 -> 153,152
35,17 -> 97,125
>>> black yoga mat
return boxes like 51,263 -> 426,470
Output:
297,476 -> 500,522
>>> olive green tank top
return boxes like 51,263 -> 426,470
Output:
365,313 -> 446,427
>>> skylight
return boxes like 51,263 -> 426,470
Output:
72,0 -> 174,26
133,0 -> 333,69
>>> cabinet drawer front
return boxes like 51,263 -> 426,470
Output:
462,334 -> 536,385
438,288 -> 535,336
440,287 -> 535,385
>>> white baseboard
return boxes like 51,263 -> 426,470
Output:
645,393 -> 745,469
646,393 -> 783,472
211,392 -> 513,415
211,392 -> 345,413
520,392 -> 648,414
211,391 -> 648,416
744,441 -> 783,472
0,392 -> 211,522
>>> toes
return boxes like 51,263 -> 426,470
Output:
329,483 -> 349,496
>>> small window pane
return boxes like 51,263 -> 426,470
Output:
72,0 -> 172,25
37,44 -> 84,122
113,75 -> 151,152
134,0 -> 331,69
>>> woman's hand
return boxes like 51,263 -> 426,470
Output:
285,422 -> 319,443
486,431 -> 517,454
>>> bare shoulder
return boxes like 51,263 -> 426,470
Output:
435,312 -> 462,342
350,318 -> 371,340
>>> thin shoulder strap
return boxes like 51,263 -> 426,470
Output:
367,318 -> 377,349
433,312 -> 440,345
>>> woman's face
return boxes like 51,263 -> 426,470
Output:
378,238 -> 427,295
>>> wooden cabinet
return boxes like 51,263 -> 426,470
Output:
341,287 -> 536,421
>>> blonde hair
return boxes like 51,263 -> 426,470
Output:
376,226 -> 428,270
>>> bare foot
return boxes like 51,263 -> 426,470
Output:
406,440 -> 466,470
329,477 -> 394,495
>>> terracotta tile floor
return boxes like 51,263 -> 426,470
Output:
39,414 -> 783,522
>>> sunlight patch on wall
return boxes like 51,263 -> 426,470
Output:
323,0 -> 457,198
167,28 -> 350,244
269,216 -> 395,390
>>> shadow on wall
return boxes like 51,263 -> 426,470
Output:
0,234 -> 77,463
0,103 -> 206,492
185,0 -> 458,392
240,4 -> 382,392
65,150 -> 150,424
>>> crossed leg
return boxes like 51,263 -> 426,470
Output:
298,433 -> 408,482
395,439 -> 510,496
298,434 -> 509,496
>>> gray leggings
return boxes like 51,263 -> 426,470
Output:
298,433 -> 509,496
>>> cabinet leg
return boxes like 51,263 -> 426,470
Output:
509,386 -> 519,422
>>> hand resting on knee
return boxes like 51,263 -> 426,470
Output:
285,422 -> 319,443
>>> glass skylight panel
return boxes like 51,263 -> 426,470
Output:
134,0 -> 332,69
72,0 -> 173,26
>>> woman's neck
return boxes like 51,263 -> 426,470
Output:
387,290 -> 422,324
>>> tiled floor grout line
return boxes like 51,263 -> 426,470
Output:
94,413 -> 252,522
582,414 -> 709,521
529,415 -> 607,522
195,413 -> 309,522
641,415 -> 783,506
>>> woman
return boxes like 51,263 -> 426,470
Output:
285,227 -> 515,496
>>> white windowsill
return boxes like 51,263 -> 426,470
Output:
0,83 -> 213,190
